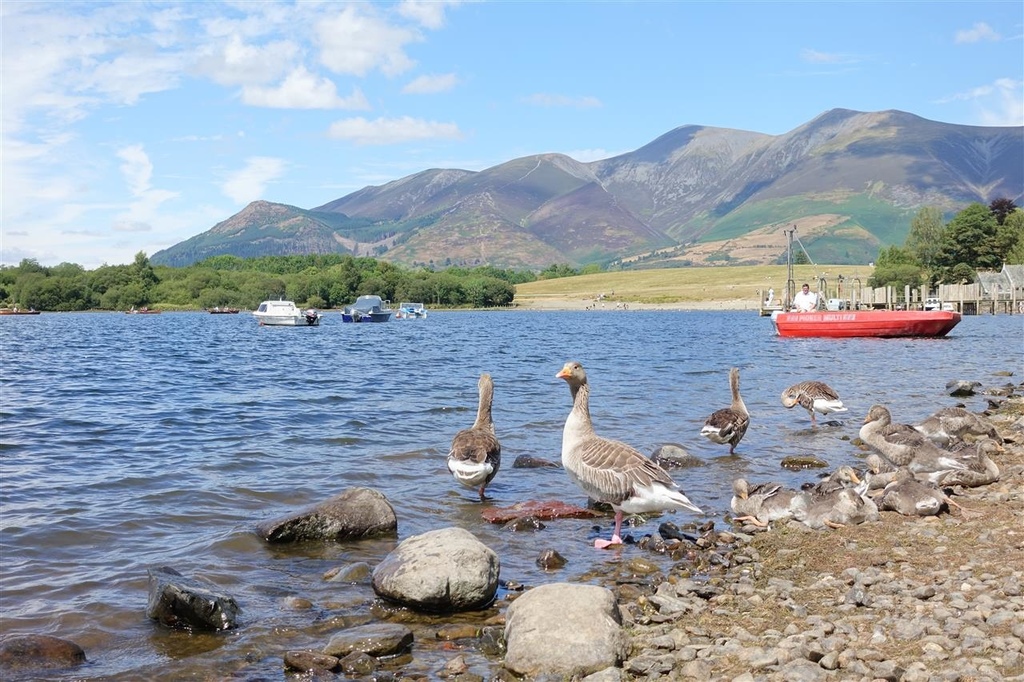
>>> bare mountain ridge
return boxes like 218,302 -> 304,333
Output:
151,108 -> 1023,269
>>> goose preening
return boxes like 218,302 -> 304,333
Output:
446,373 -> 501,501
781,381 -> 847,426
700,367 -> 749,454
803,465 -> 861,495
730,478 -> 799,527
556,361 -> 702,549
914,406 -> 1002,447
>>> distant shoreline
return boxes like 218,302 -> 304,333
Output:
510,296 -> 757,312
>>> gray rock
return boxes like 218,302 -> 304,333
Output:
650,443 -> 704,468
256,487 -> 397,543
371,527 -> 499,612
283,649 -> 339,673
946,380 -> 982,397
145,566 -> 240,631
322,623 -> 413,658
504,583 -> 627,678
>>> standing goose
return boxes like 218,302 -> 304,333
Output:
446,373 -> 501,501
556,361 -> 702,549
781,381 -> 847,426
700,367 -> 749,454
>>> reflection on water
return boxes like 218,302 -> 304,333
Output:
0,310 -> 1018,678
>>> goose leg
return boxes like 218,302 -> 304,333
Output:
732,515 -> 768,527
477,486 -> 487,502
594,510 -> 624,549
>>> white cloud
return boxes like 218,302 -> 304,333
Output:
242,66 -> 371,109
800,48 -> 861,65
316,5 -> 419,77
402,73 -> 460,94
221,157 -> 288,204
118,145 -> 154,196
954,22 -> 1001,44
194,34 -> 299,86
397,0 -> 464,29
114,144 -> 178,232
327,116 -> 463,145
937,78 -> 1024,126
523,93 -> 603,109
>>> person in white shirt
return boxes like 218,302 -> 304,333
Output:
793,283 -> 818,312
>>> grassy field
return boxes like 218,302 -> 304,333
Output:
513,264 -> 874,309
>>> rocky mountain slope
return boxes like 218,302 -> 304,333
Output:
152,109 -> 1023,270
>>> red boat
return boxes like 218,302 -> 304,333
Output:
771,310 -> 961,338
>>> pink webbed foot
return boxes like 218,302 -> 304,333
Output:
594,535 -> 623,549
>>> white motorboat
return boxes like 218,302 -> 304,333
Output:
397,302 -> 427,319
253,300 -> 321,326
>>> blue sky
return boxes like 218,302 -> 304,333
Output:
2,1 -> 1022,269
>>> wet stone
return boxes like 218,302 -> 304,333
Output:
0,634 -> 87,671
283,649 -> 339,673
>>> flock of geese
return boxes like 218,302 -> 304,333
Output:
445,362 -> 1005,549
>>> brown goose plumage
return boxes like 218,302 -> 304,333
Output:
700,367 -> 749,454
557,361 -> 701,549
446,373 -> 501,501
914,406 -> 1002,446
780,380 -> 847,426
859,404 -> 999,487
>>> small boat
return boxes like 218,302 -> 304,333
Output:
770,309 -> 961,338
126,307 -> 161,315
208,307 -> 240,314
0,308 -> 40,315
253,300 -> 321,326
341,295 -> 393,323
396,302 -> 427,319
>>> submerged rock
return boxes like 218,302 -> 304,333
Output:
256,487 -> 397,543
0,634 -> 86,671
481,499 -> 596,524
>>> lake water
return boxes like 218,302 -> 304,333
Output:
1,309 -> 1020,679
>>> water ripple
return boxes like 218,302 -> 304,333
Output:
0,310 -> 1017,679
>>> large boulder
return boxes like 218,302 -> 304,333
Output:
256,487 -> 397,543
371,527 -> 499,613
504,583 -> 627,677
146,566 -> 240,631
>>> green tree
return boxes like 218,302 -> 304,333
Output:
1002,210 -> 1024,264
868,245 -> 922,291
933,203 -> 1001,282
905,206 -> 945,273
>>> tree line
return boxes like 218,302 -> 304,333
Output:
869,199 -> 1023,291
0,253 -> 595,312
4,200 -> 1020,312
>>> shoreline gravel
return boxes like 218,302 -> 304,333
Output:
613,396 -> 1024,682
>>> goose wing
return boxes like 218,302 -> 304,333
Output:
570,435 -> 674,505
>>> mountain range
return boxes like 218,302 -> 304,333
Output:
151,109 -> 1023,270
